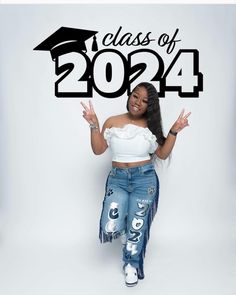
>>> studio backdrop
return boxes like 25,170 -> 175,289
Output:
0,4 -> 235,252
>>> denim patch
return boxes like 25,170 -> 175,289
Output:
105,202 -> 119,233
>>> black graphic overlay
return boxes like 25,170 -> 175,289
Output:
34,27 -> 98,97
34,26 -> 203,98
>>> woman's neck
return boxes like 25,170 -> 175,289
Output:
126,112 -> 144,122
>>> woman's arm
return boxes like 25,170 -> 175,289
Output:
156,109 -> 191,160
81,100 -> 110,155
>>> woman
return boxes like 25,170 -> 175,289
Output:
81,82 -> 191,287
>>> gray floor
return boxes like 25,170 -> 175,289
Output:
0,232 -> 235,295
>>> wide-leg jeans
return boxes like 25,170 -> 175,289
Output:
99,162 -> 159,279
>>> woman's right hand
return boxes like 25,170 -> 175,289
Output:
80,100 -> 99,126
81,100 -> 108,155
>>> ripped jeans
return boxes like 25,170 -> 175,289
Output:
99,162 -> 159,280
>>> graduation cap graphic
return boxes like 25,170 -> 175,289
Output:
34,26 -> 98,60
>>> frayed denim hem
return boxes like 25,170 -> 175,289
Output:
136,174 -> 159,280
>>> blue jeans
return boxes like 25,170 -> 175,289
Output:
99,162 -> 159,279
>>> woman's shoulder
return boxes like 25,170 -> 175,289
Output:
103,113 -> 128,128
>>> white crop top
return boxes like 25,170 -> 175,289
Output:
103,124 -> 158,163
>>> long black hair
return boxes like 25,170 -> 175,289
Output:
127,82 -> 166,146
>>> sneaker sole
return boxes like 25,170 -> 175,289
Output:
125,281 -> 138,287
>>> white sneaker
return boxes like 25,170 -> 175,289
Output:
124,263 -> 138,287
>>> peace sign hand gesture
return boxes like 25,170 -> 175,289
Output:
171,109 -> 191,134
80,100 -> 99,126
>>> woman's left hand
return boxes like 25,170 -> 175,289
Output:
171,109 -> 191,133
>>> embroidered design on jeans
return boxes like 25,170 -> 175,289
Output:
127,200 -> 149,255
136,198 -> 152,204
126,240 -> 138,255
105,202 -> 119,233
148,186 -> 155,195
135,202 -> 149,217
106,188 -> 114,197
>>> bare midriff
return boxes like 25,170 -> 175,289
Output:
112,159 -> 152,168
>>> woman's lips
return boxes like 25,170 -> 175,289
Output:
131,105 -> 140,112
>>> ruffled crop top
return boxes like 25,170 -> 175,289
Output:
103,124 -> 158,163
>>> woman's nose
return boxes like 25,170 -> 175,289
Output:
135,98 -> 141,105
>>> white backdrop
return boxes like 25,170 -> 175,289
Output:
0,4 -> 236,295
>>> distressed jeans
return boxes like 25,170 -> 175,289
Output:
99,162 -> 159,279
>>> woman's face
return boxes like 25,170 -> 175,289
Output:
128,86 -> 148,117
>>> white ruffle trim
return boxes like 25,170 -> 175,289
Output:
104,124 -> 158,153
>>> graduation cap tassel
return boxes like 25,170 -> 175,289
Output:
92,35 -> 98,51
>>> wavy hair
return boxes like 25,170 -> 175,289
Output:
127,82 -> 166,146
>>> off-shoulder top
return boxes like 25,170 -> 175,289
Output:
103,124 -> 158,163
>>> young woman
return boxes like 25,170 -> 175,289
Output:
81,82 -> 191,287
